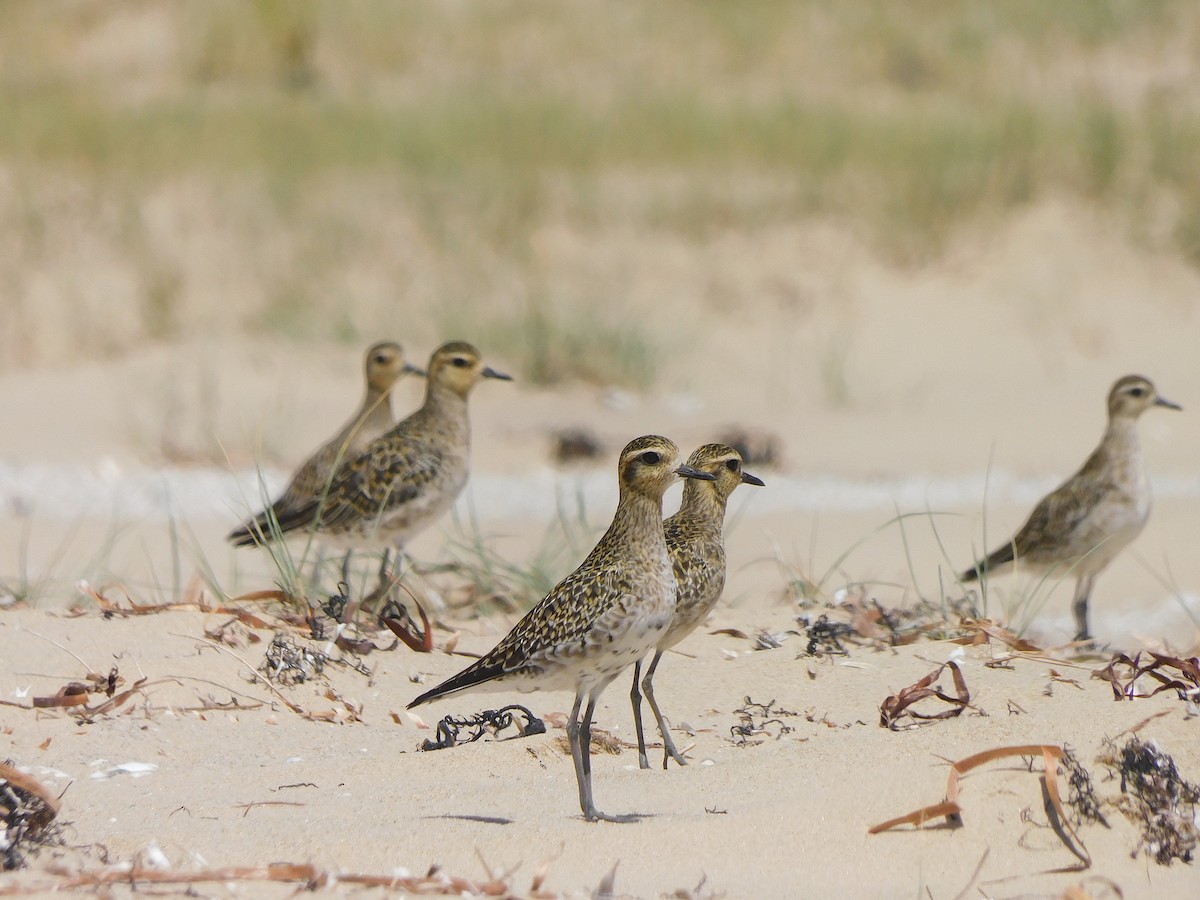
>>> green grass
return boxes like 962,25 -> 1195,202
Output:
2,0 -> 1199,379
438,488 -> 602,615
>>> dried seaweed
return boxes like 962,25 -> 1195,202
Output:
879,662 -> 970,731
796,590 -> 971,652
730,697 -> 797,745
259,633 -> 327,686
801,614 -> 856,656
0,763 -> 61,870
419,705 -> 546,751
869,744 -> 1089,868
1093,651 -> 1200,703
1061,747 -> 1107,828
1100,736 -> 1199,865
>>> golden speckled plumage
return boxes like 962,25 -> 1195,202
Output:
227,341 -> 421,547
409,435 -> 716,822
262,341 -> 510,551
961,374 -> 1180,640
631,444 -> 764,769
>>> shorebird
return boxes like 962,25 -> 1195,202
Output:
232,341 -> 510,639
409,435 -> 715,822
961,374 -> 1180,640
227,341 -> 422,581
630,443 -> 763,769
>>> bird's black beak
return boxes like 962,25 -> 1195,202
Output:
481,366 -> 513,381
1155,396 -> 1182,410
404,363 -> 427,377
676,464 -> 716,481
741,471 -> 765,487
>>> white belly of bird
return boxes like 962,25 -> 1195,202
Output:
1069,492 -> 1150,577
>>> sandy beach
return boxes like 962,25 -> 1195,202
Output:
4,3 -> 1200,897
4,207 -> 1200,896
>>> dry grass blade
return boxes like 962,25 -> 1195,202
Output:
83,583 -> 206,617
81,678 -> 150,719
1040,746 -> 1091,867
30,685 -> 90,710
868,800 -> 962,834
189,635 -> 305,716
230,589 -> 301,604
84,583 -> 275,629
592,860 -> 619,900
869,744 -> 1086,866
951,619 -> 1042,652
1092,651 -> 1200,701
1,862 -> 511,894
879,661 -> 970,730
24,667 -> 156,722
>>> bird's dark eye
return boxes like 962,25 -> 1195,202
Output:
640,451 -> 661,465
1129,386 -> 1146,398
725,459 -> 739,472
452,357 -> 471,368
373,355 -> 388,365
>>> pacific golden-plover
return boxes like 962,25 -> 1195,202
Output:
409,435 -> 715,822
227,341 -> 422,580
630,443 -> 763,769
238,341 -> 510,621
961,374 -> 1180,640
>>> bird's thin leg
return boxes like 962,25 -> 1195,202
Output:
566,692 -> 591,817
630,659 -> 650,770
580,695 -> 597,783
376,548 -> 392,602
1072,573 -> 1096,641
642,650 -> 686,769
360,549 -> 393,615
310,544 -> 328,588
575,692 -> 639,823
339,550 -> 352,592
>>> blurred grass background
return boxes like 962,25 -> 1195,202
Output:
1,0 -> 1198,385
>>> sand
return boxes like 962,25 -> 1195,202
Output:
3,201 -> 1200,897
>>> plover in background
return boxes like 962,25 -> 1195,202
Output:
235,341 -> 510,637
228,340 -> 423,585
961,374 -> 1181,640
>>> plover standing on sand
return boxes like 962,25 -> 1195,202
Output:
234,341 -> 510,629
630,443 -> 763,769
227,341 -> 423,582
961,374 -> 1180,640
409,435 -> 715,822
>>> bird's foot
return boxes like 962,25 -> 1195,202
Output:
583,807 -> 642,824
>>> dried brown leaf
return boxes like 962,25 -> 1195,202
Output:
869,744 -> 1087,866
879,662 -> 970,730
1093,651 -> 1200,701
708,627 -> 750,640
32,684 -> 91,708
230,589 -> 297,604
